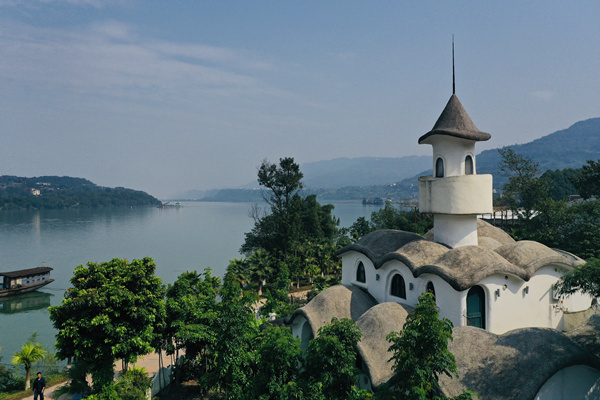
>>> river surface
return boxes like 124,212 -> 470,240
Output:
0,201 -> 380,362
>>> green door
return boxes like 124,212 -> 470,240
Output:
466,286 -> 486,329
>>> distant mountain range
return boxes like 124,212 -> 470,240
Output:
187,117 -> 600,202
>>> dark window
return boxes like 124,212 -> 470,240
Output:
391,274 -> 406,299
426,281 -> 436,299
465,155 -> 474,175
435,158 -> 444,178
356,262 -> 366,283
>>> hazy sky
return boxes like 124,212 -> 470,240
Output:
1,1 -> 599,199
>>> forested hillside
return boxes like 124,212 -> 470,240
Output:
0,176 -> 161,210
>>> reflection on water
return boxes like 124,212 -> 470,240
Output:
0,291 -> 53,314
0,201 -> 378,361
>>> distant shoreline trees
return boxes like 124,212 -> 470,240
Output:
0,175 -> 161,210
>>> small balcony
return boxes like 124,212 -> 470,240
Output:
418,175 -> 493,215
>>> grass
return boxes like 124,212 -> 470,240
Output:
0,373 -> 69,400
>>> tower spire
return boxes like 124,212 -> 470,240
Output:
452,35 -> 455,95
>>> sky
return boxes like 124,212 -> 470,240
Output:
1,1 -> 599,199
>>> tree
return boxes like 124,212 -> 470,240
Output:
302,318 -> 363,400
11,342 -> 46,390
241,158 -> 339,259
49,257 -> 166,393
498,148 -> 550,221
249,325 -> 303,400
381,292 -> 476,400
226,257 -> 251,288
554,258 -> 600,298
248,250 -> 275,296
516,198 -> 600,259
201,277 -> 259,400
571,159 -> 600,199
161,269 -> 220,380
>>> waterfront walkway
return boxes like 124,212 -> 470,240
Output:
20,351 -> 169,400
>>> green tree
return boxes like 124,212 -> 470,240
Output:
114,366 -> 152,400
226,257 -> 251,288
541,168 -> 578,200
249,325 -> 303,400
49,257 -> 166,393
11,342 -> 46,390
241,158 -> 339,261
161,269 -> 220,380
571,159 -> 600,199
248,250 -> 275,296
302,318 -> 363,400
202,277 -> 259,400
554,258 -> 600,298
380,293 -> 476,400
498,148 -> 550,221
517,198 -> 600,259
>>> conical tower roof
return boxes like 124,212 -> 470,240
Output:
418,94 -> 491,144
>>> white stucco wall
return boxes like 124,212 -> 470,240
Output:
534,365 -> 600,400
341,254 -> 465,327
476,266 -> 593,334
433,214 -> 478,248
418,175 -> 493,215
341,254 -> 593,334
425,135 -> 476,177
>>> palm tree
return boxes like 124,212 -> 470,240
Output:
248,250 -> 274,296
12,342 -> 46,390
226,257 -> 250,287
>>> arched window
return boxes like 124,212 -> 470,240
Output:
465,155 -> 474,175
390,274 -> 406,299
356,261 -> 366,283
426,281 -> 436,300
435,157 -> 444,178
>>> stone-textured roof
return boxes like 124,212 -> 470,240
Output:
287,284 -> 377,337
440,326 -> 600,400
336,229 -> 424,261
495,240 -> 584,271
355,302 -> 411,387
566,307 -> 600,359
339,219 -> 583,291
418,94 -> 491,144
290,285 -> 600,399
420,245 -> 523,291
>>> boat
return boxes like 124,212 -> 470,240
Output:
159,202 -> 183,208
0,266 -> 54,297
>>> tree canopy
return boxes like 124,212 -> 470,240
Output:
241,158 -> 339,257
380,293 -> 476,400
49,257 -> 165,393
571,159 -> 600,199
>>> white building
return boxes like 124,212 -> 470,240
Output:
288,92 -> 600,399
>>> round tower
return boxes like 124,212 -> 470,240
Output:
418,94 -> 493,248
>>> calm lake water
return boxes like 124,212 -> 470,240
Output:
0,201 -> 379,362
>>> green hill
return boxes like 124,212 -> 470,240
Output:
0,176 -> 161,210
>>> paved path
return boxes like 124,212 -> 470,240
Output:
19,351 -> 169,400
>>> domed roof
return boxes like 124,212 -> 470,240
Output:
287,284 -> 377,337
355,302 -> 411,387
440,326 -> 600,399
418,94 -> 491,144
338,220 -> 583,291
